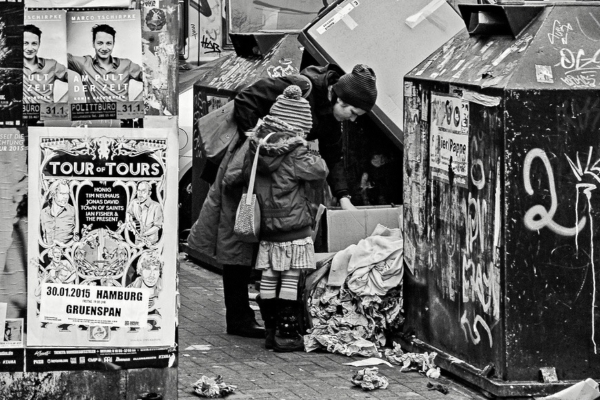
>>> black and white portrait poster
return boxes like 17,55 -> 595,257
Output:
66,11 -> 144,121
23,10 -> 69,121
0,1 -> 23,125
27,126 -> 178,347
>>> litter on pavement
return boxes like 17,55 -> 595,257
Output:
192,375 -> 237,398
351,367 -> 389,391
543,378 -> 600,400
384,342 -> 439,377
344,357 -> 393,368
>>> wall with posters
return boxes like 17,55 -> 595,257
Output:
0,0 -> 180,395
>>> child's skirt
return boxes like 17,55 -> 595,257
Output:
255,236 -> 315,271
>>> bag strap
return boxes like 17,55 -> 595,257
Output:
290,74 -> 313,99
246,132 -> 276,205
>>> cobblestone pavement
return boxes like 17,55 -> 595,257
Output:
177,254 -> 487,400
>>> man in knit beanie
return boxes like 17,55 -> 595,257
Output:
332,64 -> 378,115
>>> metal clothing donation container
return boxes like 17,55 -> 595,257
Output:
402,2 -> 600,397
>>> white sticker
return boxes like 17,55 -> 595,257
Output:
535,65 -> 554,84
0,303 -> 6,341
317,2 -> 359,34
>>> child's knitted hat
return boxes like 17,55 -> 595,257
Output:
269,85 -> 313,135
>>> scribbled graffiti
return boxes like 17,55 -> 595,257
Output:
560,48 -> 600,75
460,121 -> 499,348
461,310 -> 493,347
267,60 -> 298,78
523,148 -> 587,235
201,32 -> 221,54
556,97 -> 600,135
561,74 -> 596,88
565,147 -> 600,353
548,20 -> 573,45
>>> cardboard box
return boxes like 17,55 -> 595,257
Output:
323,206 -> 403,252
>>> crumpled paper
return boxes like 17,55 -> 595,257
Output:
351,367 -> 389,391
384,342 -> 439,377
304,258 -> 404,357
192,375 -> 237,398
543,378 -> 600,400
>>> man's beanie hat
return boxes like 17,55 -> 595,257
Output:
332,64 -> 377,112
269,85 -> 313,135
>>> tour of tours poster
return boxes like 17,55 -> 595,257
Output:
66,10 -> 144,120
27,126 -> 178,347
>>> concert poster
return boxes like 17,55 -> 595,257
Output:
27,126 -> 178,347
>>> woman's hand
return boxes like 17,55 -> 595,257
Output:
339,196 -> 357,210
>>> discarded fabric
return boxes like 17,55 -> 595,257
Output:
351,367 -> 389,391
193,375 -> 236,398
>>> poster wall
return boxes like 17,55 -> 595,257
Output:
27,126 -> 178,347
24,10 -> 69,121
0,1 -> 24,125
429,93 -> 469,187
67,10 -> 144,120
25,0 -> 131,9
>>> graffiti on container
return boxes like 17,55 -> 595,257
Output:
548,20 -> 573,45
201,31 -> 221,54
523,148 -> 587,235
565,146 -> 600,353
559,48 -> 600,87
461,310 -> 493,347
460,126 -> 499,348
561,74 -> 596,88
556,97 -> 600,134
191,23 -> 197,40
267,60 -> 298,78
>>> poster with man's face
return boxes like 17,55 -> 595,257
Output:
27,126 -> 178,347
66,10 -> 144,120
23,10 -> 69,121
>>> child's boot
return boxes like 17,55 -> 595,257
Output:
256,294 -> 277,349
273,299 -> 304,352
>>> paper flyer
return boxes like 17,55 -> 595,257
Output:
27,126 -> 178,347
66,11 -> 144,121
1,319 -> 23,349
429,93 -> 469,187
24,10 -> 69,121
0,2 -> 24,125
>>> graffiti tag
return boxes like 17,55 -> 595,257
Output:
548,20 -> 573,45
523,148 -> 586,235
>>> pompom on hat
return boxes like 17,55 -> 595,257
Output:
269,85 -> 313,135
332,64 -> 377,112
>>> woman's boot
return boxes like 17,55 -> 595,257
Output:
273,299 -> 304,352
256,294 -> 277,349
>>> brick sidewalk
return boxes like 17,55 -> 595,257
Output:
177,254 -> 487,400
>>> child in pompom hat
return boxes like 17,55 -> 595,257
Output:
243,85 -> 328,352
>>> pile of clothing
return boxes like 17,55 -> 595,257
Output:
303,224 -> 404,356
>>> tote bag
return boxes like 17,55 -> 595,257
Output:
233,132 -> 276,243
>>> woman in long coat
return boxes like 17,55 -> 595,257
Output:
188,63 -> 378,337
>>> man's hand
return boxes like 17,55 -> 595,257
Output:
339,196 -> 357,211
